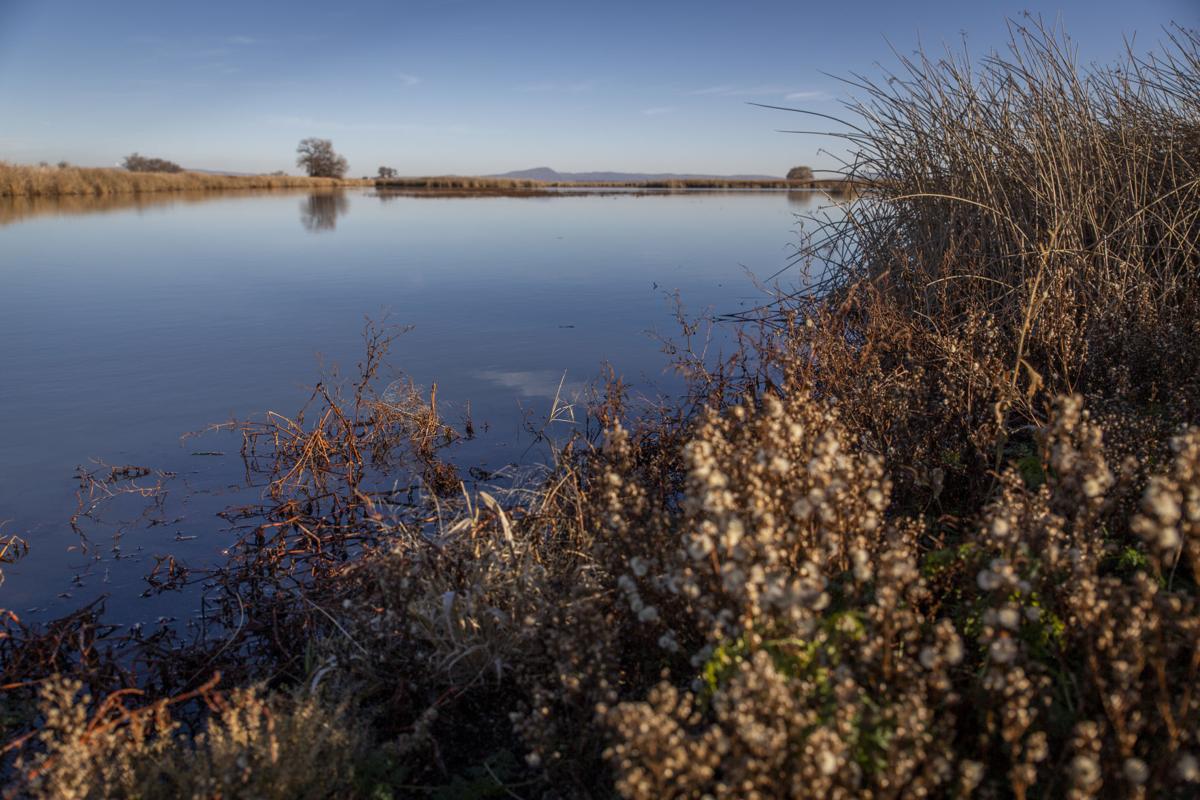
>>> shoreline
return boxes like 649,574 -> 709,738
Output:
0,162 -> 372,198
376,174 -> 864,192
0,162 -> 865,199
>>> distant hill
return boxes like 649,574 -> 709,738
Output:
490,166 -> 783,183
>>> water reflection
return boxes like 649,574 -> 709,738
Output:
475,369 -> 586,401
787,189 -> 845,206
0,189 -> 357,228
0,188 -> 835,620
0,191 -> 232,227
299,191 -> 349,232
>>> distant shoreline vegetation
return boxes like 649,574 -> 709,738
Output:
0,161 -> 862,199
375,174 -> 863,192
0,162 -> 371,198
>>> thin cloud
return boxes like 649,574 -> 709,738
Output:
785,90 -> 832,101
642,106 -> 677,116
515,80 -> 595,93
686,84 -> 824,98
258,114 -> 476,135
396,73 -> 422,87
227,35 -> 257,45
476,369 -> 584,402
196,62 -> 241,75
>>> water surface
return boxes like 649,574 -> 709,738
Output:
0,188 -> 833,621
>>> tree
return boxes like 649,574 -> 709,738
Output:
296,138 -> 348,178
122,153 -> 183,173
786,165 -> 814,182
377,166 -> 397,179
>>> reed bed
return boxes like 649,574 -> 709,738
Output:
0,162 -> 370,198
3,20 -> 1200,799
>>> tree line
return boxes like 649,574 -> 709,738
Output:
118,142 -> 813,183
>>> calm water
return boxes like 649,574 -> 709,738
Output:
0,188 -> 832,622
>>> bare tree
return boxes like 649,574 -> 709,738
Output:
786,165 -> 814,182
122,153 -> 183,173
377,166 -> 397,179
296,138 -> 348,178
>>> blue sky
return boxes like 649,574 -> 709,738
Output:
0,0 -> 1194,175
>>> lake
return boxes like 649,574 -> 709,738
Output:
0,188 -> 833,623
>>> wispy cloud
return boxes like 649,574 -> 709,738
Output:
686,84 -> 828,99
476,369 -> 584,402
227,35 -> 257,45
642,106 -> 676,116
195,61 -> 241,75
258,114 -> 476,135
515,80 -> 595,93
396,72 -> 422,87
784,90 -> 832,101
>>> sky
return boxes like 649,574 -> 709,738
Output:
0,0 -> 1194,176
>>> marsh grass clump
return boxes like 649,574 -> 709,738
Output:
0,162 -> 369,198
16,678 -> 363,800
4,19 -> 1200,800
816,19 -> 1200,423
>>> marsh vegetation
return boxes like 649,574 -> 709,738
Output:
374,174 -> 857,192
0,162 -> 370,198
3,21 -> 1200,799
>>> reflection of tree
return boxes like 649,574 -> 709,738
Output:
299,191 -> 349,232
787,190 -> 822,207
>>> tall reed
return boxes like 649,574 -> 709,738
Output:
814,20 -> 1200,414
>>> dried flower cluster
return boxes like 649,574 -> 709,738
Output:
15,680 -> 360,800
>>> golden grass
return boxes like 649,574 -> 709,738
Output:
0,162 -> 371,198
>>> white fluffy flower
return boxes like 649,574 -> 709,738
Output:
977,570 -> 1001,591
1123,757 -> 1149,785
1071,755 -> 1100,785
989,636 -> 1018,664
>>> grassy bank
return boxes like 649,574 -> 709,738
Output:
0,162 -> 371,197
3,22 -> 1200,799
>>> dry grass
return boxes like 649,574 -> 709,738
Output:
14,678 -> 364,800
0,162 -> 370,198
812,19 -> 1200,423
3,20 -> 1200,799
